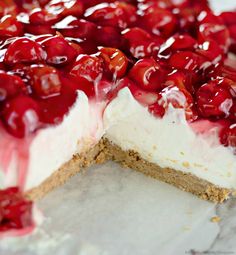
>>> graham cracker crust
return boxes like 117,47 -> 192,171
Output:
27,138 -> 232,203
26,140 -> 109,200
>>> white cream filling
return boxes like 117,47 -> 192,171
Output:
104,88 -> 236,189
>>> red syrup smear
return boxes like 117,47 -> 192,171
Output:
0,123 -> 33,189
0,126 -> 35,236
0,187 -> 35,237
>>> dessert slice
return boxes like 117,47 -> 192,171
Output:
0,0 -> 236,236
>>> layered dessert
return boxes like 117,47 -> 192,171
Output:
0,0 -> 236,236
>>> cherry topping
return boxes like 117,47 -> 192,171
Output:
0,187 -> 34,232
169,51 -> 208,72
28,65 -> 61,99
95,26 -> 122,49
159,34 -> 197,57
85,2 -> 137,29
220,12 -> 236,26
148,102 -> 165,118
29,8 -> 59,25
140,4 -> 177,37
56,17 -> 97,40
41,35 -> 77,66
165,70 -> 196,95
196,40 -> 224,62
4,38 -> 46,66
0,72 -> 26,102
99,47 -> 128,78
0,1 -> 18,17
70,54 -> 104,82
38,76 -> 76,124
45,0 -> 84,18
158,84 -> 195,121
0,15 -> 23,38
196,80 -> 233,118
128,58 -> 167,91
198,22 -> 230,50
220,124 -> 236,148
2,95 -> 41,138
122,27 -> 163,59
108,77 -> 159,106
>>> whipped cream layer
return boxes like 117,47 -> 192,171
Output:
104,88 -> 236,189
0,91 -> 105,191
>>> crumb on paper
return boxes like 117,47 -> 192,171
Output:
182,162 -> 190,168
211,216 -> 221,223
186,210 -> 192,215
183,226 -> 191,231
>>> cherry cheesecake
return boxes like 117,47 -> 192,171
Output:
0,0 -> 236,236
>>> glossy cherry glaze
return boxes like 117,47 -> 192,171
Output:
0,0 -> 235,234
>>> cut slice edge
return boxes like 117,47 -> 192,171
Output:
26,138 -> 232,203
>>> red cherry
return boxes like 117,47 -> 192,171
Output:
29,8 -> 59,25
0,15 -> 23,38
0,72 -> 26,102
28,65 -> 62,99
169,51 -> 208,72
70,54 -> 104,82
159,34 -> 197,57
220,124 -> 236,148
14,0 -> 39,11
220,12 -> 236,26
108,77 -> 159,106
85,2 -> 137,29
198,10 -> 223,25
158,85 -> 195,121
38,76 -> 77,125
178,8 -> 196,32
196,40 -> 224,62
229,25 -> 236,53
38,0 -> 51,7
217,77 -> 236,98
4,38 -> 46,66
198,23 -> 230,50
41,35 -> 77,65
165,70 -> 196,95
122,27 -> 163,59
69,42 -> 84,55
67,75 -> 95,98
99,47 -> 128,78
140,4 -> 177,37
0,1 -> 18,17
220,66 -> 236,82
46,0 -> 84,18
78,39 -> 98,55
56,17 -> 97,39
0,187 -> 33,231
2,95 -> 41,138
196,80 -> 233,118
128,58 -> 167,91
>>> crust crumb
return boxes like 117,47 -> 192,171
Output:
211,216 -> 221,223
182,162 -> 190,168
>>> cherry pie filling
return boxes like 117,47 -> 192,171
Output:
0,0 -> 236,234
